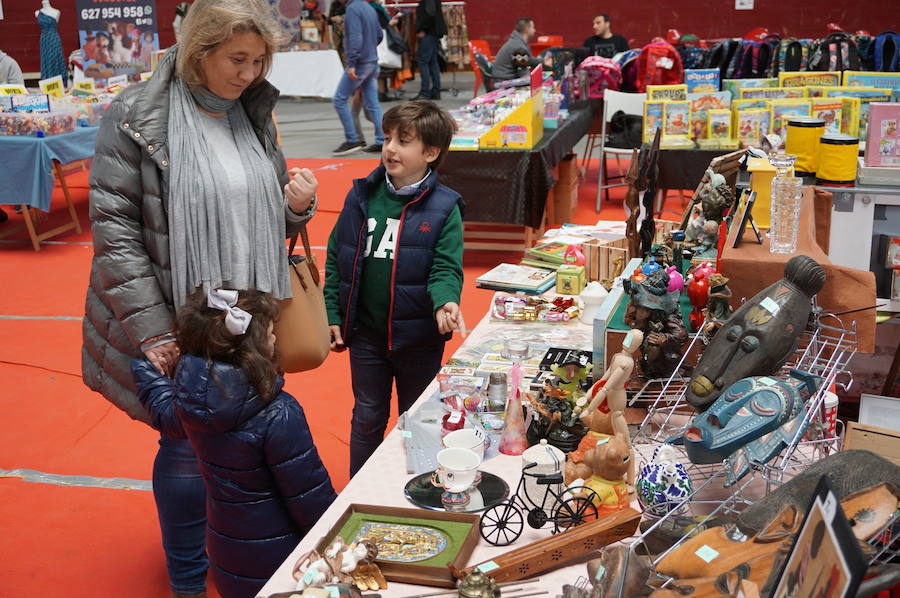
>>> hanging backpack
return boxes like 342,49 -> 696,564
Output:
771,37 -> 811,75
728,38 -> 780,78
575,56 -> 622,98
854,33 -> 875,70
702,38 -> 741,80
614,48 -> 641,92
635,40 -> 684,92
868,31 -> 900,72
808,32 -> 861,71
678,45 -> 708,70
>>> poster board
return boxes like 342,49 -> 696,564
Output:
75,0 -> 159,83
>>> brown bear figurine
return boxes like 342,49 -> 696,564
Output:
576,433 -> 631,516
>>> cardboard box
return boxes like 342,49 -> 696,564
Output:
552,153 -> 579,224
556,264 -> 586,294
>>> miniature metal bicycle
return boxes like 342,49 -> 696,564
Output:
479,462 -> 600,546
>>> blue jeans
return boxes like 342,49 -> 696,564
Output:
153,435 -> 208,594
417,34 -> 441,97
348,327 -> 444,476
333,62 -> 384,144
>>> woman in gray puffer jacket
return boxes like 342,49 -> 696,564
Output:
81,1 -> 320,596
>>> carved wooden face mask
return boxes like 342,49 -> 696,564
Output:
686,256 -> 826,411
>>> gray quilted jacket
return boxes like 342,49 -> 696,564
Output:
82,49 -> 302,423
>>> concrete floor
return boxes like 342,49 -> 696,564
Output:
274,71 -> 475,159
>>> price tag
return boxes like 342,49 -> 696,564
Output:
760,296 -> 780,315
448,410 -> 462,424
477,560 -> 500,573
401,430 -> 412,438
39,76 -> 64,98
74,79 -> 96,94
0,85 -> 28,96
594,564 -> 607,581
758,376 -> 778,386
695,544 -> 720,563
108,75 -> 129,89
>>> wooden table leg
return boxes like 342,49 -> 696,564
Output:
19,205 -> 42,252
53,161 -> 83,235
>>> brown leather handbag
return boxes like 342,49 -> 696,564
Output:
274,225 -> 330,372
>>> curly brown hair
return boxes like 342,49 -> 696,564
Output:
176,289 -> 280,402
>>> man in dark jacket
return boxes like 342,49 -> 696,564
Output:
492,17 -> 542,81
583,13 -> 629,58
332,0 -> 384,155
413,0 -> 447,100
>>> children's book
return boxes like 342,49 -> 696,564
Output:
648,84 -> 688,101
838,97 -> 861,136
842,71 -> 900,101
823,87 -> 892,140
865,103 -> 900,167
769,99 -> 812,138
723,78 -> 776,101
811,98 -> 843,135
741,86 -> 807,100
643,100 -> 664,144
735,108 -> 766,146
663,100 -> 691,139
688,92 -> 730,139
708,109 -> 732,140
778,71 -> 840,88
685,69 -> 720,93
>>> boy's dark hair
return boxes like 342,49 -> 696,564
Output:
382,100 -> 457,168
515,17 -> 533,33
176,289 -> 280,402
595,13 -> 611,23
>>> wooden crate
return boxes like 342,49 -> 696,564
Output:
584,237 -> 629,282
844,422 -> 900,465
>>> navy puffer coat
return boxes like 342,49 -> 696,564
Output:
133,355 -> 336,597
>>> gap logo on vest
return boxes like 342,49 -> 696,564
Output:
364,217 -> 400,260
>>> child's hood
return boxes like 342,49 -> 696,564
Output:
174,354 -> 281,433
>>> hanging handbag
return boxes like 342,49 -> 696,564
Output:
274,225 -> 330,373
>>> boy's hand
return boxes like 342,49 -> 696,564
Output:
435,302 -> 467,338
329,325 -> 347,352
285,168 -> 318,214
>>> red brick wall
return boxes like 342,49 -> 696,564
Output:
1,0 -> 896,74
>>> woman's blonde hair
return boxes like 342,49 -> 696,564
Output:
176,0 -> 285,89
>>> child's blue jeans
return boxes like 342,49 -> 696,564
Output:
153,434 -> 208,594
348,326 -> 444,476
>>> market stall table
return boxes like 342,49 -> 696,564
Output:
440,103 -> 597,248
258,313 -> 611,597
267,50 -> 344,98
0,126 -> 98,251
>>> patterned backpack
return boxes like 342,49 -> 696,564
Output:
678,45 -> 708,70
635,40 -> 684,92
727,37 -> 779,79
614,48 -> 642,92
771,37 -> 811,75
702,39 -> 741,80
575,56 -> 622,98
808,32 -> 861,71
868,31 -> 900,71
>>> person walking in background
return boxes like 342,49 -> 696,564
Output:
332,0 -> 384,155
134,289 -> 336,598
492,17 -> 542,81
413,0 -> 446,100
583,13 -> 629,58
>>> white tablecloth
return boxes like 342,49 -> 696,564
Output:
267,50 -> 344,98
258,314 -> 601,596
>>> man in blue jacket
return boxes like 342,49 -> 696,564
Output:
332,0 -> 384,155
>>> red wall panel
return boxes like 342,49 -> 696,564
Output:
0,0 -> 896,75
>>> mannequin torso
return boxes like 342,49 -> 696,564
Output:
37,3 -> 61,21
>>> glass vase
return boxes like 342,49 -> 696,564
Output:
768,154 -> 803,254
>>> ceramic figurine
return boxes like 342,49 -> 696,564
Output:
666,265 -> 684,294
571,329 -> 643,488
636,445 -> 693,515
457,570 -> 500,598
624,271 -> 688,380
686,266 -> 711,331
641,256 -> 662,275
525,388 -> 588,454
565,408 -> 614,484
700,168 -> 734,225
500,364 -> 529,456
672,369 -> 822,467
573,434 -> 632,515
702,273 -> 733,338
293,539 -> 382,591
686,255 -> 826,411
549,352 -> 592,397
684,205 -> 705,244
586,545 -> 653,598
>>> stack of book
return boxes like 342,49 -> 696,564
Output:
476,263 -> 557,294
522,239 -> 569,269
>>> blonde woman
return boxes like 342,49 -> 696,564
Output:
81,1 -> 323,596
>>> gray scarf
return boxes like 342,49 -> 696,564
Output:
166,79 -> 290,309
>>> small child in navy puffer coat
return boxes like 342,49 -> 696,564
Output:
133,289 -> 337,598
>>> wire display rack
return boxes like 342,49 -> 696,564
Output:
600,309 -> 861,597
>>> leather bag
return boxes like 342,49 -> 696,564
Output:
274,225 -> 330,372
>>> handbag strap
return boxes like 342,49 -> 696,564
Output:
287,224 -> 321,286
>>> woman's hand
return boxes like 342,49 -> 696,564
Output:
144,341 -> 180,378
285,167 -> 318,215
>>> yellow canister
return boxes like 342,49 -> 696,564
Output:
817,133 -> 859,185
747,157 -> 776,229
785,117 -> 825,177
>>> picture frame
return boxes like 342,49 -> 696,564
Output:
770,477 -> 866,598
314,503 -> 480,588
731,189 -> 762,248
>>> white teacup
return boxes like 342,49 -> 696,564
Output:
431,447 -> 481,493
442,428 -> 489,460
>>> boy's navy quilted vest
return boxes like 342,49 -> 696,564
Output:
335,165 -> 464,351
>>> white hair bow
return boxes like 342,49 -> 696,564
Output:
207,289 -> 252,335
